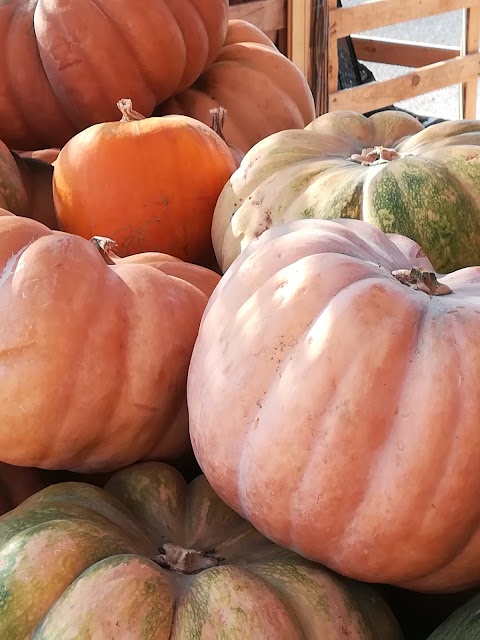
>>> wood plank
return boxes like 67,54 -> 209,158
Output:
459,6 -> 480,119
287,0 -> 313,84
330,0 -> 477,40
327,0 -> 339,99
352,35 -> 460,67
328,52 -> 480,112
228,0 -> 287,32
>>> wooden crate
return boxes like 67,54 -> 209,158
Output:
229,0 -> 480,120
326,0 -> 480,119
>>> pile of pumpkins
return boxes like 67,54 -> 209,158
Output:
1,0 -> 480,637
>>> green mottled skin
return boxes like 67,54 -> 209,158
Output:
217,113 -> 480,273
427,593 -> 480,639
0,462 -> 403,639
364,155 -> 480,272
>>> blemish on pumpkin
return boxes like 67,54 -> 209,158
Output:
58,59 -> 82,72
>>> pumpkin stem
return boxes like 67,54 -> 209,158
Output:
210,107 -> 228,143
392,267 -> 452,296
117,98 -> 146,122
90,236 -> 120,265
153,543 -> 224,575
351,146 -> 402,165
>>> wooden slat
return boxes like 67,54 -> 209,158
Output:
352,35 -> 460,67
459,6 -> 480,119
287,0 -> 313,84
228,0 -> 287,32
330,0 -> 477,41
328,52 -> 480,113
327,0 -> 339,98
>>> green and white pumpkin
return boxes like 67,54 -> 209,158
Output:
212,110 -> 480,273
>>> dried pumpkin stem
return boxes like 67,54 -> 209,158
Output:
351,146 -> 403,165
392,267 -> 452,296
210,107 -> 228,143
153,543 -> 224,575
117,98 -> 146,122
90,236 -> 120,265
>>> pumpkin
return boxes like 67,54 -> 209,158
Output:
188,217 -> 480,594
0,0 -> 228,150
212,110 -> 480,273
156,19 -> 315,156
53,99 -> 236,264
0,461 -> 403,639
0,215 -> 220,473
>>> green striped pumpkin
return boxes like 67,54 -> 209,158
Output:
212,110 -> 480,273
0,462 -> 402,639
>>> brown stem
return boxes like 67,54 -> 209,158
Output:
392,267 -> 452,296
351,146 -> 402,165
153,543 -> 224,575
209,107 -> 228,143
90,236 -> 120,265
117,98 -> 146,123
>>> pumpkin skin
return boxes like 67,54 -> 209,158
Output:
53,102 -> 236,264
212,110 -> 480,273
0,0 -> 228,150
0,215 -> 220,472
188,217 -> 480,594
0,461 -> 403,639
156,19 -> 316,155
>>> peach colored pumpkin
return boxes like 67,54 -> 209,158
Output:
0,0 -> 228,149
0,216 -> 219,473
0,461 -> 403,638
188,217 -> 480,594
157,20 -> 315,155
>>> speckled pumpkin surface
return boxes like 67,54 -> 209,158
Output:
212,110 -> 480,273
0,462 -> 402,639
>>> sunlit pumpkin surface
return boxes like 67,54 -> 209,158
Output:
189,217 -> 480,593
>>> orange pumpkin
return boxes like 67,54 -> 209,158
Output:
0,216 -> 220,473
53,99 -> 236,264
188,217 -> 480,594
0,0 -> 228,149
156,19 -> 315,155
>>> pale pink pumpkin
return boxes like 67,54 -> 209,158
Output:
188,217 -> 480,594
